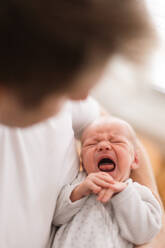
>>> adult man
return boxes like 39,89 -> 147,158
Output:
0,0 -> 164,247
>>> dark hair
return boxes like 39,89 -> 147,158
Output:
0,0 -> 155,107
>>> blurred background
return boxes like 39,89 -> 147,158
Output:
91,0 -> 165,206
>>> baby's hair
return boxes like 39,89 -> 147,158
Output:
107,116 -> 138,149
81,115 -> 138,150
0,0 -> 155,107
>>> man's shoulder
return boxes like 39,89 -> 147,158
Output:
69,97 -> 100,138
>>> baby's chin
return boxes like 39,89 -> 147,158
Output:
84,168 -> 129,183
115,174 -> 130,182
103,169 -> 118,180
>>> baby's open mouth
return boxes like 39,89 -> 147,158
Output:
98,158 -> 116,172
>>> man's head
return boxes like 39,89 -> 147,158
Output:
0,0 -> 154,126
81,117 -> 138,182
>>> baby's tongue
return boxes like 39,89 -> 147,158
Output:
99,164 -> 114,171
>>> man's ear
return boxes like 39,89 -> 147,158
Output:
131,152 -> 139,170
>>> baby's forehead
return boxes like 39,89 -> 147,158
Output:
82,118 -> 131,141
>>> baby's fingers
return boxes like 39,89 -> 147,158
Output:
93,177 -> 112,188
109,182 -> 127,192
96,173 -> 115,184
98,188 -> 114,203
87,181 -> 101,194
101,188 -> 114,203
97,188 -> 114,203
97,189 -> 106,201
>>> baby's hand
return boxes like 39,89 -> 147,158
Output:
82,172 -> 115,196
97,181 -> 127,203
70,172 -> 115,202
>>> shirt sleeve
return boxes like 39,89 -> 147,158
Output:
111,179 -> 162,245
53,172 -> 88,227
70,96 -> 100,139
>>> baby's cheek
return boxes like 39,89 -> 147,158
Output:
83,151 -> 92,164
88,152 -> 95,164
118,150 -> 131,165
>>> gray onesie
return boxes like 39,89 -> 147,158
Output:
52,172 -> 162,248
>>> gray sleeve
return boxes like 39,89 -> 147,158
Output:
111,180 -> 162,245
53,172 -> 87,226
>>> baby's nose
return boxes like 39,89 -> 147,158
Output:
97,141 -> 111,152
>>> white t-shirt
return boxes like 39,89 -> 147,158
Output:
0,97 -> 100,248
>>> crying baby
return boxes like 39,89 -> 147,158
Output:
53,117 -> 162,248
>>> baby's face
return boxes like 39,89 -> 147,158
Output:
81,118 -> 138,182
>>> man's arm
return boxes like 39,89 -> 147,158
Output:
131,140 -> 159,196
136,217 -> 165,248
130,140 -> 165,248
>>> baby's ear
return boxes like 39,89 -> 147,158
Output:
131,152 -> 139,170
79,151 -> 84,172
79,149 -> 82,161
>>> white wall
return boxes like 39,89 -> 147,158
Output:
91,58 -> 165,149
